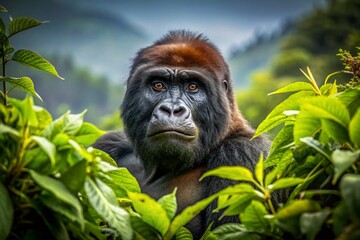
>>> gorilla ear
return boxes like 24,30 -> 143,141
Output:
223,80 -> 229,93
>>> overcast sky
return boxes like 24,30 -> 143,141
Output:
64,0 -> 326,56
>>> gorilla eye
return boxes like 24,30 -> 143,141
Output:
188,83 -> 199,92
152,82 -> 166,91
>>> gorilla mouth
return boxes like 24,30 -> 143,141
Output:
147,128 -> 196,140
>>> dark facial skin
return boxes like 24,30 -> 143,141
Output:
121,66 -> 230,181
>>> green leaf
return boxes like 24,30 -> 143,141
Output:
212,223 -> 261,240
321,119 -> 349,143
276,200 -> 321,220
72,122 -> 104,145
349,108 -> 360,148
128,192 -> 170,236
8,17 -> 45,37
253,114 -> 289,139
105,168 -> 141,194
0,183 -> 13,240
300,67 -> 321,95
338,88 -> 360,107
240,201 -> 269,234
300,137 -> 331,160
1,76 -> 42,101
340,174 -> 360,221
60,160 -> 87,194
200,166 -> 254,183
320,82 -> 337,96
294,112 -> 321,143
332,150 -> 360,184
30,170 -> 84,228
269,124 -> 294,154
268,177 -> 304,192
63,110 -> 86,135
0,124 -> 20,137
254,153 -> 264,186
0,5 -> 8,12
268,82 -> 314,95
158,189 -> 178,221
220,194 -> 256,217
175,227 -> 193,240
301,97 -> 350,127
92,148 -> 117,166
300,208 -> 331,240
166,195 -> 217,239
11,49 -> 63,79
32,136 -> 56,165
131,216 -> 162,239
84,177 -> 133,240
9,97 -> 38,125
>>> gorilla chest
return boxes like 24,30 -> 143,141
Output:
141,166 -> 205,212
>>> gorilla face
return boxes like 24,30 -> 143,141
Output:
121,65 -> 231,174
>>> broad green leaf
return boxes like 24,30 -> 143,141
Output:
175,227 -> 193,240
268,82 -> 314,95
31,106 -> 52,134
294,112 -> 321,143
131,216 -> 162,240
0,183 -> 13,240
349,108 -> 360,148
60,160 -> 87,194
300,208 -> 331,240
270,124 -> 294,153
212,223 -> 261,240
254,153 -> 264,186
32,136 -> 56,165
340,174 -> 360,221
9,97 -> 37,125
0,124 -> 20,137
30,170 -> 84,227
85,177 -> 133,240
92,148 -> 117,166
264,148 -> 293,170
217,183 -> 256,196
300,137 -> 331,160
127,192 -> 170,236
253,114 -> 288,139
1,76 -> 42,101
158,189 -> 178,221
220,194 -> 255,217
72,122 -> 104,145
105,168 -> 141,194
276,200 -> 321,220
332,150 -> 360,184
268,177 -> 304,192
200,166 -> 254,183
8,17 -> 44,37
320,82 -> 337,96
321,119 -> 349,143
11,49 -> 63,79
63,110 -> 86,135
240,201 -> 269,234
301,97 -> 350,127
266,91 -> 315,120
0,5 -> 8,12
338,88 -> 360,107
165,195 -> 217,240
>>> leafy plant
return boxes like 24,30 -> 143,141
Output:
203,49 -> 360,239
0,6 -> 63,106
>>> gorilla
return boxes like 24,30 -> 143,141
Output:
94,30 -> 270,238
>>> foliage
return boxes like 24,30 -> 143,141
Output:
203,49 -> 360,239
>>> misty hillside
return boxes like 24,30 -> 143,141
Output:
5,0 -> 148,83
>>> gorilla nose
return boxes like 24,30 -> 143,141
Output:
156,101 -> 190,121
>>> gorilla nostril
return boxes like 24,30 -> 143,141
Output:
159,105 -> 172,116
173,106 -> 187,117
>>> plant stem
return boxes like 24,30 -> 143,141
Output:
2,51 -> 6,105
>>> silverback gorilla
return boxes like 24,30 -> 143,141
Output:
94,30 -> 270,238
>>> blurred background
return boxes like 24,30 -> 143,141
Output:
2,0 -> 360,134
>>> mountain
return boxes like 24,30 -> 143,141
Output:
4,0 -> 148,83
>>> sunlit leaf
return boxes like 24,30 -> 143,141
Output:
212,223 -> 261,240
158,189 -> 177,221
200,166 -> 254,183
276,200 -> 321,220
9,17 -> 45,37
127,192 -> 170,236
268,177 -> 304,192
72,122 -> 104,145
240,201 -> 269,234
300,137 -> 331,160
268,82 -> 314,95
254,153 -> 264,186
0,124 -> 20,137
11,49 -> 63,79
175,227 -> 193,240
253,114 -> 288,139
